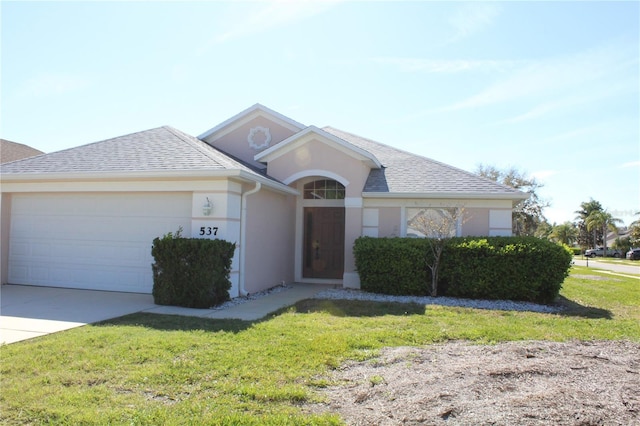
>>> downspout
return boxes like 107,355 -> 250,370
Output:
239,181 -> 261,297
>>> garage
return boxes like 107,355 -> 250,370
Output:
8,192 -> 191,293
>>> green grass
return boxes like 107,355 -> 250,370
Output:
1,266 -> 639,425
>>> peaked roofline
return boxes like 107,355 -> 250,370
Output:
254,125 -> 382,169
198,103 -> 306,141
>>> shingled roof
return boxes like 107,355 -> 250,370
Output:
1,139 -> 44,164
322,126 -> 526,198
1,111 -> 526,201
0,126 -> 265,178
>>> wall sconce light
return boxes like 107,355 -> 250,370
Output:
202,197 -> 213,216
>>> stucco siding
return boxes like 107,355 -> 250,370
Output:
208,117 -> 296,169
243,188 -> 295,293
266,139 -> 371,198
462,208 -> 490,236
1,193 -> 11,284
378,207 -> 401,237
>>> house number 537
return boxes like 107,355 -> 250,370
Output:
199,226 -> 219,236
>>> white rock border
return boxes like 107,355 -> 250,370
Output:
313,288 -> 563,314
209,285 -> 562,314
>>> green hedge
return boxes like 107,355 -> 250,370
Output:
151,229 -> 236,308
354,236 -> 573,304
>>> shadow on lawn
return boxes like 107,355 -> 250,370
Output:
554,296 -> 613,319
289,299 -> 427,317
96,299 -> 426,333
96,312 -> 256,333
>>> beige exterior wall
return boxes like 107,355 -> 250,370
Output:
364,198 -> 515,238
243,187 -> 295,293
1,193 -> 11,284
462,208 -> 490,236
207,117 -> 297,170
265,139 -> 373,286
266,138 -> 371,197
378,207 -> 402,237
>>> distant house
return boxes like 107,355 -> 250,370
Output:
1,139 -> 44,164
0,104 -> 527,296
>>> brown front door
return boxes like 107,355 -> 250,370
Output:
303,207 -> 345,279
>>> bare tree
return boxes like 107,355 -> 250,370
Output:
407,207 -> 466,297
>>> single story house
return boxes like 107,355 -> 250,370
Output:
0,104 -> 527,296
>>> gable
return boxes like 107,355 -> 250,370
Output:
256,131 -> 378,198
199,103 -> 305,170
201,115 -> 300,171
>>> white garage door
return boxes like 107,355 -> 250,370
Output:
8,193 -> 192,293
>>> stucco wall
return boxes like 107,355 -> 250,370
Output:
365,198 -> 515,238
265,138 -> 371,198
378,207 -> 401,237
1,193 -> 11,284
207,117 -> 296,170
243,187 -> 295,293
461,208 -> 490,236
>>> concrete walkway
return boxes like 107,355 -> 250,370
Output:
1,284 -> 326,345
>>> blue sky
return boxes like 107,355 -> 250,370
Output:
2,1 -> 639,226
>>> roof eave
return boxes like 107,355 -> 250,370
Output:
0,169 -> 299,195
362,191 -> 530,202
255,126 -> 382,169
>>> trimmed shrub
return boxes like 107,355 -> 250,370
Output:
151,229 -> 236,308
354,236 -> 573,304
440,237 -> 572,304
353,237 -> 428,296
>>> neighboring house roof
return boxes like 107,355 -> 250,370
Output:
1,139 -> 44,164
322,127 -> 527,199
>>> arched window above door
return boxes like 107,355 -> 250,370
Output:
303,179 -> 345,200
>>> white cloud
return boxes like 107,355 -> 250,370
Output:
434,41 -> 638,114
620,161 -> 640,168
201,1 -> 338,49
498,77 -> 638,125
531,170 -> 560,181
16,73 -> 89,99
368,57 -> 518,74
448,3 -> 501,43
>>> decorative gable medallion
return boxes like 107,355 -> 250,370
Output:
248,126 -> 272,150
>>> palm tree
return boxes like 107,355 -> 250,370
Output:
585,210 -> 622,252
550,221 -> 578,246
575,199 -> 604,249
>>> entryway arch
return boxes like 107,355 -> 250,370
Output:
291,174 -> 347,283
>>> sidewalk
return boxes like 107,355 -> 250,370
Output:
143,283 -> 328,321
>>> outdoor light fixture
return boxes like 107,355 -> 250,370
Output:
202,197 -> 213,216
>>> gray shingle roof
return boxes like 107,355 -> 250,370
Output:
1,139 -> 44,164
322,126 -> 525,196
0,126 -> 264,177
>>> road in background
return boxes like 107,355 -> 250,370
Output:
573,258 -> 640,276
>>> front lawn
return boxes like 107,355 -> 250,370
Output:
1,266 -> 638,425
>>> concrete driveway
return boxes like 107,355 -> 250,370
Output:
1,285 -> 156,345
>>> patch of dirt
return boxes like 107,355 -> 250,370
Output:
303,340 -> 640,425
